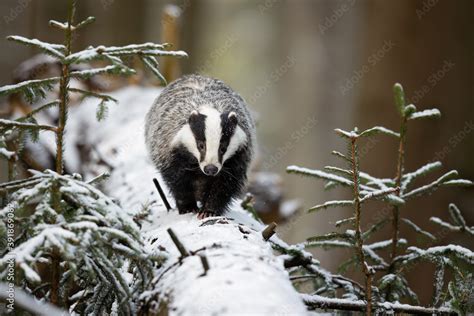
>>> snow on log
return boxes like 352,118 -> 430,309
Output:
66,86 -> 308,315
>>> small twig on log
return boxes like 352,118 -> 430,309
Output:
167,228 -> 189,258
262,222 -> 277,241
153,178 -> 172,211
189,247 -> 206,255
199,254 -> 210,276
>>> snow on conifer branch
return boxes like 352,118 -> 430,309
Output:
430,204 -> 474,236
403,170 -> 472,199
447,203 -> 467,227
69,65 -> 125,79
140,55 -> 167,84
0,77 -> 60,102
74,16 -> 96,30
358,126 -> 400,138
287,165 -> 353,186
308,199 -> 354,212
7,35 -> 66,59
0,0 -> 188,312
408,108 -> 441,120
0,119 -> 57,132
0,170 -> 158,313
397,245 -> 474,267
401,218 -> 436,241
401,161 -> 443,192
359,187 -> 399,203
393,83 -> 406,117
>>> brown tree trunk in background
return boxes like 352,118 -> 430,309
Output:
355,0 -> 473,305
276,0 -> 367,268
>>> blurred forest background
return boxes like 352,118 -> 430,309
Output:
0,0 -> 472,305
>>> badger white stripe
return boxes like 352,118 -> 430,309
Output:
200,106 -> 222,167
171,124 -> 200,160
223,125 -> 247,162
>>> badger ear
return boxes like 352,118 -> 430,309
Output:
228,111 -> 238,125
188,110 -> 199,124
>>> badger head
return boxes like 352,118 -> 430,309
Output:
172,106 -> 247,176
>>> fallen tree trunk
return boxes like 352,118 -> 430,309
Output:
66,85 -> 308,315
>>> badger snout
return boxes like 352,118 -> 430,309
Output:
203,164 -> 219,176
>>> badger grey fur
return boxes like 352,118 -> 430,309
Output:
145,74 -> 256,216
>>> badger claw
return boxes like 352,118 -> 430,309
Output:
197,211 -> 214,219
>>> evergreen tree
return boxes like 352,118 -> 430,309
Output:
0,0 -> 185,313
286,83 -> 473,315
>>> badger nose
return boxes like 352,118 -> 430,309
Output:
203,164 -> 219,176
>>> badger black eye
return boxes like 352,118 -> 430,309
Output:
219,146 -> 226,154
197,141 -> 205,151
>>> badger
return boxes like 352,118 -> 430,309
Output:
145,74 -> 256,217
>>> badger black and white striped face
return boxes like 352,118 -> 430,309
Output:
172,106 -> 248,176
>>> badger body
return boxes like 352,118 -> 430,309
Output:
145,74 -> 256,216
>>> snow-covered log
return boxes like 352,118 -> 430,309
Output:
66,86 -> 308,315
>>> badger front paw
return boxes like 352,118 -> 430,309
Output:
197,211 -> 216,219
176,201 -> 198,215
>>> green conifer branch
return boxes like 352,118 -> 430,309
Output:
430,204 -> 474,236
55,0 -> 75,175
307,232 -> 354,243
0,119 -> 57,132
140,55 -> 167,85
18,100 -> 61,121
390,83 -> 408,263
401,218 -> 436,241
408,108 -> 441,120
70,65 -> 124,79
6,36 -> 66,59
68,87 -> 117,103
348,135 -> 374,316
74,16 -> 96,30
402,170 -> 460,199
50,0 -> 76,305
0,78 -> 60,101
288,82 -> 472,313
309,200 -> 354,212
